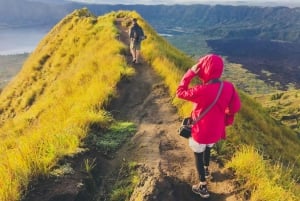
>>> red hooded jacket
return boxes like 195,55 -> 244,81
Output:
176,54 -> 241,144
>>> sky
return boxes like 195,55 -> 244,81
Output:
66,0 -> 300,6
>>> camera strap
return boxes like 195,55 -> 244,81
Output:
192,81 -> 224,126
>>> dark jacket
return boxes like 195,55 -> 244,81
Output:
129,23 -> 144,42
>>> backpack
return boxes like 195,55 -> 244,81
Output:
131,25 -> 144,42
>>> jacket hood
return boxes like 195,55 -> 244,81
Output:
196,54 -> 224,83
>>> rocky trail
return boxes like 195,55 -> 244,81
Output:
22,19 -> 240,201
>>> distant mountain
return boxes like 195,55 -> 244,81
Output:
48,0 -> 300,8
28,0 -> 68,4
126,4 -> 300,42
0,0 -> 68,27
1,2 -> 299,42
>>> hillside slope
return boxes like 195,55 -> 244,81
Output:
0,8 -> 299,201
24,18 -> 240,201
0,8 -> 134,201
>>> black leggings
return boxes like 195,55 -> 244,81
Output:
194,146 -> 211,182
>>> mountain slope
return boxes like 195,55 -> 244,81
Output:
135,8 -> 300,177
0,8 -> 299,201
24,18 -> 240,201
1,2 -> 300,42
0,8 -> 134,201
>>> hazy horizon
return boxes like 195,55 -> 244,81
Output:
66,0 -> 300,7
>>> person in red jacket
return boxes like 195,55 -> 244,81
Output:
176,54 -> 241,198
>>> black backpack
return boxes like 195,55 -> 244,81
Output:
131,25 -> 144,42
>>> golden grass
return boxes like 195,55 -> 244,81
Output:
0,9 -> 134,201
123,11 -> 196,117
122,11 -> 300,201
227,145 -> 299,201
0,8 -> 299,201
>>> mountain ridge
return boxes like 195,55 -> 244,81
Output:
0,8 -> 299,201
1,1 -> 300,42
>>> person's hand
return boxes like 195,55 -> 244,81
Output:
190,64 -> 200,74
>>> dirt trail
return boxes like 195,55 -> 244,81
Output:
110,18 -> 240,201
22,19 -> 240,201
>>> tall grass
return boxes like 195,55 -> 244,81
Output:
0,8 -> 299,201
0,9 -> 134,201
227,92 -> 300,175
120,11 -> 300,201
121,11 -> 196,117
227,145 -> 299,201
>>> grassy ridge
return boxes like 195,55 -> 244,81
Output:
227,145 -> 298,201
0,8 -> 299,201
122,11 -> 195,117
124,11 -> 300,200
227,92 -> 300,167
0,9 -> 134,201
128,11 -> 300,172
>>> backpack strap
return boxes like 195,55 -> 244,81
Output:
192,81 -> 224,125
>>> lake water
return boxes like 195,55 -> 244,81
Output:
0,26 -> 51,55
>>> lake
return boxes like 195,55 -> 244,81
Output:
0,26 -> 51,55
0,27 -> 51,88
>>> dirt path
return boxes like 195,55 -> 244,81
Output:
22,19 -> 240,201
109,18 -> 240,201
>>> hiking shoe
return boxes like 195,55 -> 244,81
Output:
205,167 -> 210,179
192,184 -> 210,198
132,59 -> 136,63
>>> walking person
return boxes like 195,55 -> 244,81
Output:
129,18 -> 146,64
176,54 -> 241,198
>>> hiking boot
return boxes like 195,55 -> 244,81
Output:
205,167 -> 210,179
192,183 -> 210,198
